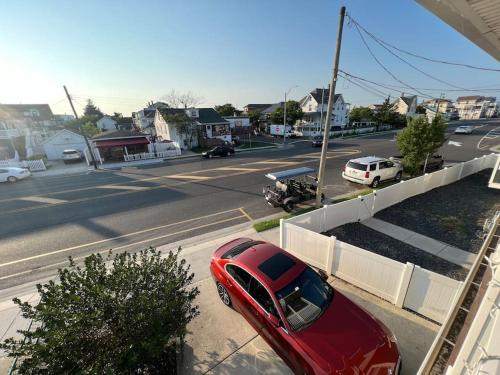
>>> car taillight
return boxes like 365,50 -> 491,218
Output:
365,171 -> 370,178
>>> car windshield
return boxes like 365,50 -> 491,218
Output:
347,161 -> 367,171
63,150 -> 78,154
314,136 -> 322,140
276,267 -> 333,331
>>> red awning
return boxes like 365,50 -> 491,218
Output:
95,138 -> 149,148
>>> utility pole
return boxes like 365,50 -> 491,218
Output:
319,87 -> 325,135
315,6 -> 346,207
63,85 -> 98,169
283,93 -> 287,146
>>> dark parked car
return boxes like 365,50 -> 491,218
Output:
311,136 -> 323,147
390,154 -> 444,172
210,239 -> 401,375
202,145 -> 235,158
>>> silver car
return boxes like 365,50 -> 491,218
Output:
62,149 -> 83,164
0,167 -> 31,183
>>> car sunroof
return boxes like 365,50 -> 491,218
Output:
258,252 -> 296,280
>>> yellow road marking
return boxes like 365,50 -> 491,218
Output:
167,175 -> 211,180
239,207 -> 253,221
99,185 -> 149,191
254,161 -> 299,165
0,208 -> 246,269
19,196 -> 67,204
216,167 -> 260,172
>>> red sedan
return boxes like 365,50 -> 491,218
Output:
210,238 -> 401,375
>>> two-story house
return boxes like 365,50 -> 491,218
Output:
296,88 -> 349,136
455,96 -> 498,119
392,95 -> 418,118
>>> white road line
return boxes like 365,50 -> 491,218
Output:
99,185 -> 149,191
167,174 -> 211,180
19,196 -> 68,204
477,126 -> 500,150
216,167 -> 260,172
0,208 -> 244,269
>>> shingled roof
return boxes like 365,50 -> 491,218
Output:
309,88 -> 341,105
0,104 -> 54,121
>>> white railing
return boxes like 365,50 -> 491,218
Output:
0,159 -> 46,171
280,221 -> 462,323
123,148 -> 181,162
0,128 -> 22,138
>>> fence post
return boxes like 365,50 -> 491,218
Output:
395,262 -> 414,307
279,219 -> 284,248
326,236 -> 336,275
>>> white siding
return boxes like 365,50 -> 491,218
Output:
42,130 -> 86,160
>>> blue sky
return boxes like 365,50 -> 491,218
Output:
0,0 -> 498,116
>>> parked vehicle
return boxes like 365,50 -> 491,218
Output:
270,124 -> 292,138
311,136 -> 323,148
210,239 -> 401,375
62,149 -> 83,164
202,145 -> 235,158
342,156 -> 403,188
390,154 -> 444,171
0,167 -> 31,183
263,167 -> 322,212
454,125 -> 474,134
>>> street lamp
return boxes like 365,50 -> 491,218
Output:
283,85 -> 298,146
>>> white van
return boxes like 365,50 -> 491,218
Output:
342,156 -> 403,188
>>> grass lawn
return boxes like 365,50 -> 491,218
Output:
237,141 -> 277,149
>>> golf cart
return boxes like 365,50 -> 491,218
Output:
263,167 -> 323,212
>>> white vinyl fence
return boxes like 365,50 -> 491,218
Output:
280,221 -> 462,323
124,142 -> 181,161
0,159 -> 46,171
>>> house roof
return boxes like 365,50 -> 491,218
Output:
42,128 -> 85,145
0,104 -> 54,121
456,95 -> 486,102
244,104 -> 272,113
399,96 -> 417,106
91,129 -> 148,140
261,102 -> 284,114
158,108 -> 187,118
309,88 -> 341,105
196,108 -> 229,124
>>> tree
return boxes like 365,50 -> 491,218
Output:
164,112 -> 197,148
373,98 -> 407,130
80,122 -> 101,138
214,103 -> 240,116
83,99 -> 103,118
247,110 -> 260,125
416,105 -> 426,114
270,101 -> 303,125
162,89 -> 203,109
1,247 -> 199,374
349,106 -> 374,124
113,112 -> 123,119
396,115 -> 447,176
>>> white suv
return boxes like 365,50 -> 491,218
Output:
62,149 -> 83,164
342,156 -> 403,188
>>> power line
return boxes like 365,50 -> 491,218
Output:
351,21 -> 433,99
348,16 -> 468,90
339,72 -> 389,99
346,14 -> 500,73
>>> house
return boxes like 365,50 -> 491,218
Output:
96,116 -> 117,131
42,129 -> 87,160
115,117 -> 133,130
154,107 -> 231,149
296,88 -> 349,136
53,114 -> 75,124
91,130 -> 150,163
242,104 -> 272,114
421,98 -> 458,121
223,116 -> 251,136
132,108 -> 156,132
455,96 -> 498,119
391,95 -> 417,117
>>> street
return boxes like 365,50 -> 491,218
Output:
0,121 -> 497,290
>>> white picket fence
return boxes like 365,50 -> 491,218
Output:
0,159 -> 46,171
280,221 -> 462,323
286,153 -> 499,232
124,142 -> 181,162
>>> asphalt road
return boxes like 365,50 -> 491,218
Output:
0,120 -> 498,289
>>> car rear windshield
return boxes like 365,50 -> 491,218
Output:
63,151 -> 78,154
221,240 -> 263,259
347,161 -> 367,171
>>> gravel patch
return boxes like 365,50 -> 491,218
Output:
375,169 -> 499,253
325,223 -> 468,281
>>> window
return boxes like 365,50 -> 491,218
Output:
249,278 -> 278,316
258,252 -> 296,281
222,240 -> 263,259
379,161 -> 393,169
0,169 -> 6,173
346,161 -> 367,171
370,164 -> 377,171
226,265 -> 252,291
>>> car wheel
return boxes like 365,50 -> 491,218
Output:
208,153 -> 213,159
216,282 -> 231,306
227,151 -> 231,157
7,176 -> 17,183
284,201 -> 294,213
395,171 -> 402,181
371,177 -> 380,188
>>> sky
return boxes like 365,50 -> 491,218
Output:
0,0 -> 498,116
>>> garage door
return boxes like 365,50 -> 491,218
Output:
44,143 -> 85,160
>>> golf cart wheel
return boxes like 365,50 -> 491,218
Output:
216,282 -> 231,307
395,171 -> 402,181
227,151 -> 231,157
371,177 -> 380,188
7,176 -> 17,183
284,201 -> 295,213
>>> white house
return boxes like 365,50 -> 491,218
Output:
297,88 -> 349,136
96,116 -> 117,131
392,95 -> 418,118
223,116 -> 251,135
42,129 -> 87,160
455,96 -> 498,119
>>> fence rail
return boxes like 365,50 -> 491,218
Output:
0,159 -> 46,171
123,149 -> 181,162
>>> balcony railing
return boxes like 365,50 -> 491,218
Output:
0,129 -> 22,138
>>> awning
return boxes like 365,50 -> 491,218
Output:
95,138 -> 149,148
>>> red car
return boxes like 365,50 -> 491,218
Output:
210,238 -> 401,375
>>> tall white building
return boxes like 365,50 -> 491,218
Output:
455,96 -> 498,119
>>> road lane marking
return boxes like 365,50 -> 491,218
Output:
0,207 -> 245,269
239,207 -> 253,221
166,175 -> 211,180
216,167 -> 260,172
477,126 -> 500,150
19,196 -> 68,204
254,161 -> 299,165
99,185 -> 149,191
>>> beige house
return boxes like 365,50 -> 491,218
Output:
455,96 -> 498,119
392,95 -> 418,117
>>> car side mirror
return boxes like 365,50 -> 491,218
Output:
268,314 -> 280,328
318,269 -> 329,281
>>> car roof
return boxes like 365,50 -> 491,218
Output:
233,242 -> 306,292
265,167 -> 316,181
2,167 -> 24,171
349,156 -> 385,164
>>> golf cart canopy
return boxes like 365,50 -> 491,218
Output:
265,167 -> 316,181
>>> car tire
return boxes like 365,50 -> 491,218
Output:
284,201 -> 294,213
371,177 -> 380,188
227,151 -> 231,157
394,171 -> 402,181
216,282 -> 231,307
208,153 -> 213,159
7,176 -> 17,183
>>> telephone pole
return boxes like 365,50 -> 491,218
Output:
63,85 -> 98,169
315,6 -> 346,207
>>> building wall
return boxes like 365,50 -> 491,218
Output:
97,117 -> 117,131
43,130 -> 86,160
300,95 -> 348,128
